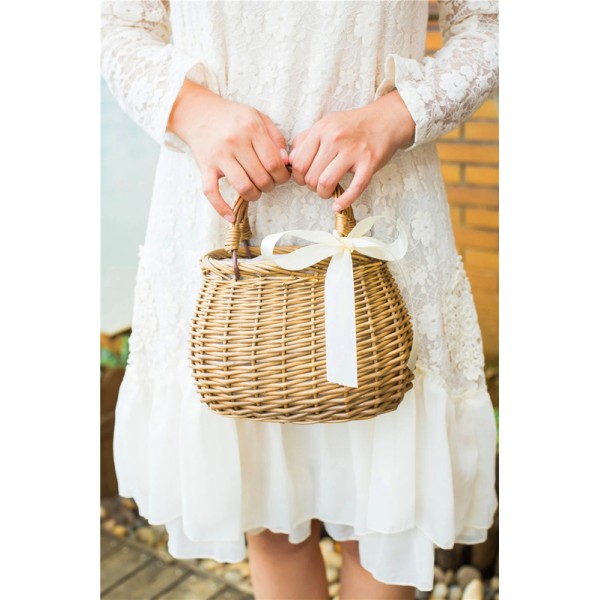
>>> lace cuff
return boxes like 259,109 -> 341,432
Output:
143,51 -> 209,153
374,1 -> 499,151
374,56 -> 428,152
160,59 -> 219,153
100,0 -> 220,153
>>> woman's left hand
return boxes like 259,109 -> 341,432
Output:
288,91 -> 416,211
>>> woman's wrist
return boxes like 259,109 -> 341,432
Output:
369,90 -> 416,151
167,79 -> 221,142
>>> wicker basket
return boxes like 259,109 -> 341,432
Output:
189,185 -> 414,424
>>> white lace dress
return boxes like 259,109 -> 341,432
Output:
101,0 -> 499,591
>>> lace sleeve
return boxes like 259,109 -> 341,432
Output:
100,0 -> 217,152
374,0 -> 499,151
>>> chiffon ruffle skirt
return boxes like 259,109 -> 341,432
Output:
113,336 -> 498,592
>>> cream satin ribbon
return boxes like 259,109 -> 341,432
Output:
260,215 -> 409,388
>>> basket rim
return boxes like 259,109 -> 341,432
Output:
199,245 -> 386,278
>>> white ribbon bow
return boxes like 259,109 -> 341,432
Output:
260,215 -> 409,388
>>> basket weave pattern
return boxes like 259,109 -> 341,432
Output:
189,188 -> 414,424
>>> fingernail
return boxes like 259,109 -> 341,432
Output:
279,147 -> 289,163
225,213 -> 235,223
332,203 -> 341,212
289,148 -> 296,161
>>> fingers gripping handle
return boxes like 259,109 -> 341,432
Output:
225,175 -> 356,279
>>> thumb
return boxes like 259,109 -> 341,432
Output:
258,111 -> 288,155
289,129 -> 309,162
290,129 -> 309,150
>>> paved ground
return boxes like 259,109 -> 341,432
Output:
101,530 -> 253,600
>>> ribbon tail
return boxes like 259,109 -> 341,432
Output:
324,249 -> 358,388
347,215 -> 409,261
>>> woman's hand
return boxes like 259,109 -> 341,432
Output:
288,91 -> 416,211
167,79 -> 291,222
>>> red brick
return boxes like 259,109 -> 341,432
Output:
472,100 -> 499,119
437,143 -> 498,164
464,249 -> 499,270
441,163 -> 461,184
465,208 -> 499,230
464,267 -> 499,292
446,186 -> 499,208
464,122 -> 499,142
472,289 -> 499,359
455,228 -> 499,251
440,127 -> 461,140
465,166 -> 499,186
426,30 -> 443,52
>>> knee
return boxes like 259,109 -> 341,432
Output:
339,539 -> 360,561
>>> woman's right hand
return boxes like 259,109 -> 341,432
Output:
167,79 -> 290,223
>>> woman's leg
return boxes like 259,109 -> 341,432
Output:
339,540 -> 416,600
245,518 -> 329,600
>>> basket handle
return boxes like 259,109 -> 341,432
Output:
225,170 -> 356,278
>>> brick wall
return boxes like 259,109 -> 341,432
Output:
427,2 -> 499,359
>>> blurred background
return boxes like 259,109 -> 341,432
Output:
101,77 -> 157,335
101,3 -> 499,599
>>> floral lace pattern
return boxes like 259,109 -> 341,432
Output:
101,1 -> 218,151
126,244 -> 158,363
100,0 -> 499,401
442,255 -> 486,394
374,1 -> 499,150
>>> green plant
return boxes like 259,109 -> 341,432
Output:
494,406 -> 499,446
100,334 -> 130,368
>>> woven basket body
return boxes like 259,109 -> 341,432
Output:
189,190 -> 414,424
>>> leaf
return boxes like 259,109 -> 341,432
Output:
494,407 -> 499,446
100,347 -> 118,368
